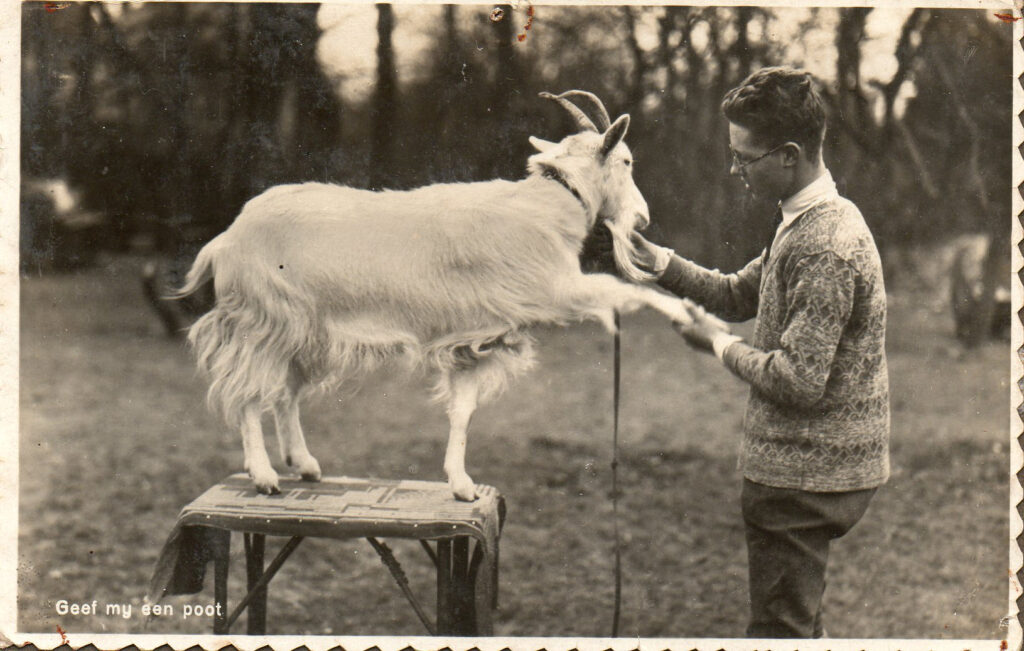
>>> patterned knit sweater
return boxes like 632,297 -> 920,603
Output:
658,197 -> 890,491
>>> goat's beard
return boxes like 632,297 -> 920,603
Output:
604,220 -> 659,284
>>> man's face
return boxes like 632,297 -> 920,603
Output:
728,122 -> 791,202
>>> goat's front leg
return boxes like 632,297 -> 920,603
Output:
241,402 -> 280,494
444,370 -> 480,501
562,273 -> 695,329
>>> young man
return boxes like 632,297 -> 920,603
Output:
633,67 -> 890,637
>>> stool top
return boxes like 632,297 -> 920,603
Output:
148,474 -> 505,604
178,473 -> 504,542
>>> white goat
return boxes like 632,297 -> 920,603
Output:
177,91 -> 695,501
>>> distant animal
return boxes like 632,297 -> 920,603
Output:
950,233 -> 1010,345
176,90 -> 696,500
142,250 -> 214,338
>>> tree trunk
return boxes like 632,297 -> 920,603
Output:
435,5 -> 470,181
370,3 -> 397,190
623,7 -> 647,130
733,7 -> 754,80
835,8 -> 872,139
488,4 -> 519,178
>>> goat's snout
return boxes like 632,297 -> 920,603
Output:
635,211 -> 651,231
631,187 -> 650,231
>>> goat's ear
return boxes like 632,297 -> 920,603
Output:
600,114 -> 630,159
529,136 -> 557,153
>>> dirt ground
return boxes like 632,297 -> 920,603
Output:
16,253 -> 1011,639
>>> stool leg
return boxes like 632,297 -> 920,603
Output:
224,536 -> 304,632
436,539 -> 452,635
467,541 -> 492,635
244,533 -> 267,634
211,529 -> 231,634
452,536 -> 473,635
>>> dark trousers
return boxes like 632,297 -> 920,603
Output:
741,478 -> 876,638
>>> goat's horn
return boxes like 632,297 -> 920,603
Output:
539,91 -> 597,132
559,90 -> 611,131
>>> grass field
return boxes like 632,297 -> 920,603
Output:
17,253 -> 1011,639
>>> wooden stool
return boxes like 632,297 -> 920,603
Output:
148,474 -> 505,636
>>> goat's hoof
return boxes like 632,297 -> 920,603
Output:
449,475 -> 479,502
290,453 -> 322,482
300,464 -> 322,482
254,482 -> 281,495
249,468 -> 281,495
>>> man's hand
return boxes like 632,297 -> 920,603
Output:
672,302 -> 731,354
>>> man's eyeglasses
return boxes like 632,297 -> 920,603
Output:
730,143 -> 787,170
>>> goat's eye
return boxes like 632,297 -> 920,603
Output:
624,159 -> 633,167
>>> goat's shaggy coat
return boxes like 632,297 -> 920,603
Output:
179,92 -> 694,500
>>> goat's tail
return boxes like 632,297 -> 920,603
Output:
187,254 -> 317,430
173,235 -> 222,299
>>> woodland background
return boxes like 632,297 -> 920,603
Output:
22,4 -> 1010,273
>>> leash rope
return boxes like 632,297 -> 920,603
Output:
611,309 -> 622,637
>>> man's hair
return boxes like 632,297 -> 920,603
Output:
721,66 -> 826,159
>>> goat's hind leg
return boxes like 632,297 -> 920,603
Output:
444,369 -> 481,502
272,364 -> 322,482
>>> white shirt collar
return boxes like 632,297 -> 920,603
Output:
778,167 -> 838,231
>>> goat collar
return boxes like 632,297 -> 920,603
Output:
541,168 -> 585,206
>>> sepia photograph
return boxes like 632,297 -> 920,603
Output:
5,1 -> 1019,647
